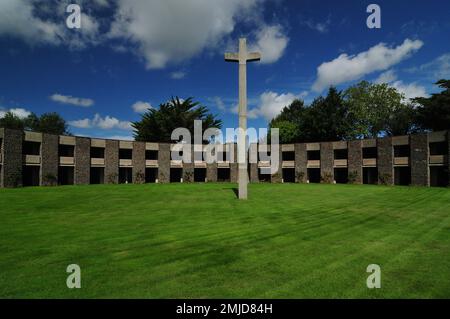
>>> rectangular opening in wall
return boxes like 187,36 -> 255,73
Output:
59,144 -> 74,157
90,147 -> 105,158
170,168 -> 182,183
334,168 -> 348,184
145,168 -> 158,183
119,148 -> 132,160
145,150 -> 158,160
119,167 -> 133,184
258,169 -> 271,182
430,166 -> 449,187
282,168 -> 295,183
394,166 -> 411,185
307,150 -> 320,161
217,168 -> 230,182
194,168 -> 206,182
23,141 -> 41,155
363,167 -> 378,184
23,165 -> 40,186
394,145 -> 410,157
58,166 -> 74,185
363,147 -> 377,158
307,168 -> 320,183
429,142 -> 447,155
90,167 -> 104,184
334,149 -> 348,160
282,151 -> 295,161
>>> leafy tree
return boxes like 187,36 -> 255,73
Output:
344,81 -> 404,138
414,79 -> 450,131
269,120 -> 299,144
385,103 -> 418,136
132,97 -> 222,142
0,112 -> 25,130
1,111 -> 69,135
25,112 -> 69,135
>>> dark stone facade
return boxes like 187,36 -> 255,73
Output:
1,129 -> 23,187
41,133 -> 59,186
230,144 -> 238,183
320,142 -> 334,183
377,137 -> 393,185
295,143 -> 307,183
207,163 -> 217,182
348,140 -> 363,184
447,131 -> 450,186
75,137 -> 90,185
410,134 -> 429,186
271,146 -> 282,183
105,140 -> 119,184
132,142 -> 146,183
158,143 -> 170,183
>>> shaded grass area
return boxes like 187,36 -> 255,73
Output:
0,183 -> 449,298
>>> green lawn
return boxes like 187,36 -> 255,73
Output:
0,183 -> 449,298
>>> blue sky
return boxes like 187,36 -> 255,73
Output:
0,0 -> 449,140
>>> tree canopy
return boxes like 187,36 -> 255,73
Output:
132,97 -> 222,143
414,79 -> 450,131
0,111 -> 69,135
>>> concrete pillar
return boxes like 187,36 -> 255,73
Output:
1,129 -> 23,187
74,137 -> 90,185
41,133 -> 59,186
132,141 -> 146,184
320,142 -> 334,183
348,140 -> 363,184
377,137 -> 393,185
410,133 -> 429,186
105,140 -> 119,184
158,143 -> 170,183
295,143 -> 307,183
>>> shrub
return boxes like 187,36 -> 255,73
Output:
321,173 -> 333,184
107,173 -> 118,184
296,171 -> 305,183
184,171 -> 193,183
379,173 -> 392,185
348,171 -> 359,184
43,173 -> 57,186
134,171 -> 145,184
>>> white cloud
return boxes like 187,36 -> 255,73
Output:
312,39 -> 424,92
132,101 -> 153,113
108,0 -> 269,69
69,114 -> 132,130
375,70 -> 428,100
375,70 -> 398,84
249,24 -> 289,64
406,53 -> 450,80
50,94 -> 94,107
302,17 -> 331,33
0,0 -> 100,49
248,91 -> 299,121
0,107 -> 31,119
170,71 -> 186,80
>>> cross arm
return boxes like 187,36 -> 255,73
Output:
247,52 -> 261,62
224,53 -> 239,62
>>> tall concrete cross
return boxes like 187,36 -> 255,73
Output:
225,38 -> 261,199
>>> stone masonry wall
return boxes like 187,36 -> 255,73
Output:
158,143 -> 170,183
348,140 -> 363,184
41,133 -> 59,186
105,140 -> 119,184
295,143 -> 307,183
2,129 -> 23,187
410,134 -> 429,186
74,137 -> 90,185
132,141 -> 146,183
320,142 -> 334,183
377,137 -> 393,185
